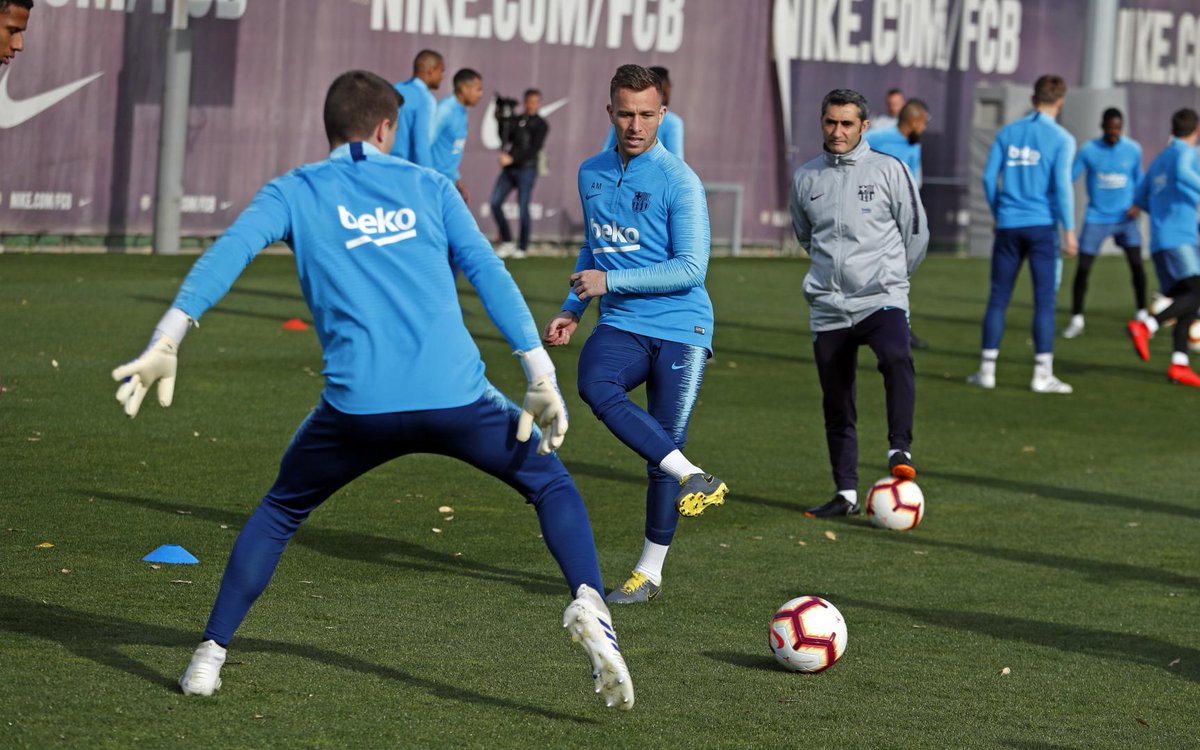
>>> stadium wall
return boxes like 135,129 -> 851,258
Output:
1,0 -> 1198,251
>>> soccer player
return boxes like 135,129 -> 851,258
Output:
541,64 -> 726,604
390,49 -> 444,167
602,66 -> 684,159
0,0 -> 31,67
789,89 -> 928,518
111,71 -> 634,710
432,67 -> 483,201
1126,108 -> 1200,387
1062,108 -> 1146,339
969,75 -> 1077,394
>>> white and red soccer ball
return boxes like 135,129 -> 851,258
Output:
768,596 -> 847,673
865,477 -> 925,530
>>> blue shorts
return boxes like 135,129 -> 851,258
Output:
1151,246 -> 1200,293
1078,219 -> 1141,256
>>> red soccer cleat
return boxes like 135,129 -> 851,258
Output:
1167,364 -> 1200,387
1127,320 -> 1151,361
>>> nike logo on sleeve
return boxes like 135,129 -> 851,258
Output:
810,193 -> 823,201
0,70 -> 104,129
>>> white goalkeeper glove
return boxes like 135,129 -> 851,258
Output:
515,347 -> 568,455
111,308 -> 192,418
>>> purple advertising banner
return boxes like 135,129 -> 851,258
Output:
0,0 -> 1198,247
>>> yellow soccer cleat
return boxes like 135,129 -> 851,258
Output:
605,571 -> 662,604
675,473 -> 728,517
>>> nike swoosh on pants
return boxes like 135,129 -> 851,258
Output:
0,70 -> 105,129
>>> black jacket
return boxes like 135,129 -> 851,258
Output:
506,114 -> 548,169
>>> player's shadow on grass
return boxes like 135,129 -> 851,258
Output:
869,532 -> 1200,593
925,469 -> 1200,520
129,295 -> 311,326
0,594 -> 595,724
840,596 -> 1200,684
87,490 -> 565,596
701,651 -> 779,672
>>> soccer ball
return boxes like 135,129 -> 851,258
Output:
1190,320 -> 1200,353
768,596 -> 847,673
866,477 -> 925,530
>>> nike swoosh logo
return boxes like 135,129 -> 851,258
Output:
670,362 -> 687,370
810,193 -> 824,201
0,70 -> 104,129
585,192 -> 601,200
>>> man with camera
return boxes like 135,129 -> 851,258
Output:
489,89 -> 549,259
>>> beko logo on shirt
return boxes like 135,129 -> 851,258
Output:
338,205 -> 417,249
1006,145 -> 1041,167
1096,172 -> 1128,190
589,218 -> 641,253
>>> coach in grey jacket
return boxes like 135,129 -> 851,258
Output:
789,88 -> 928,518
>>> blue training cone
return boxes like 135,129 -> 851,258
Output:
143,544 -> 199,564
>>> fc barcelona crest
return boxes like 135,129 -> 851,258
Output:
632,191 -> 651,213
858,184 -> 875,202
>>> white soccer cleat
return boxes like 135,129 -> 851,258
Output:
179,639 -> 227,696
496,241 -> 518,259
1031,374 -> 1073,394
966,370 -> 996,389
562,584 -> 635,710
1061,316 -> 1085,339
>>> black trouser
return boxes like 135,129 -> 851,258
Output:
1071,245 -> 1147,315
1156,276 -> 1200,354
813,307 -> 915,492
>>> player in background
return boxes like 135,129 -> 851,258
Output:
1126,108 -> 1200,387
969,75 -> 1077,394
0,0 -> 31,66
1062,108 -> 1146,339
542,64 -> 726,604
432,67 -> 484,202
391,49 -> 444,167
111,70 -> 634,710
602,66 -> 684,159
789,89 -> 928,518
866,98 -> 932,350
870,88 -> 904,132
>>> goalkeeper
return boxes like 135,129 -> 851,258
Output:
111,70 -> 633,710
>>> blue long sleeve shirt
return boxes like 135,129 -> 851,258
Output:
865,125 -> 923,187
1072,136 -> 1142,225
391,77 -> 437,167
1134,138 -> 1200,253
983,111 -> 1076,230
432,96 -> 468,182
171,142 -> 540,414
603,111 -> 685,160
563,140 -> 713,351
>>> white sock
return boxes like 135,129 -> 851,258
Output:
887,449 -> 911,460
1146,317 -> 1160,335
837,489 -> 858,505
633,538 -> 669,585
658,449 -> 703,481
1034,353 -> 1054,380
1136,309 -> 1150,322
1172,351 -> 1189,367
980,349 -> 999,377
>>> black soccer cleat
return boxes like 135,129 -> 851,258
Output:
889,451 -> 917,480
803,495 -> 860,518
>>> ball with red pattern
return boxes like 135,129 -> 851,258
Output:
768,596 -> 847,673
865,476 -> 925,530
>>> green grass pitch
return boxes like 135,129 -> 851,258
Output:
1,254 -> 1197,748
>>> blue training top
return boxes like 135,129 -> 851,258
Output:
1072,136 -> 1143,225
1134,138 -> 1200,253
563,140 -> 713,352
171,142 -> 541,414
432,95 -> 468,182
603,111 -> 685,160
390,77 -> 437,167
865,125 -> 922,187
983,111 -> 1076,230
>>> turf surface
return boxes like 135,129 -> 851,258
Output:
2,254 -> 1197,748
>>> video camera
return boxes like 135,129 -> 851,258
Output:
494,93 -> 519,146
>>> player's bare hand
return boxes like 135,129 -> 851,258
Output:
570,270 -> 608,301
1062,231 -> 1078,258
1126,205 -> 1140,219
543,312 -> 579,347
498,153 -> 514,167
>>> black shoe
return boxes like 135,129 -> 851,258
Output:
804,495 -> 860,518
910,333 -> 930,350
889,451 -> 917,480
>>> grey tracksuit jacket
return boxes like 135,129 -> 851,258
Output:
789,137 -> 929,332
